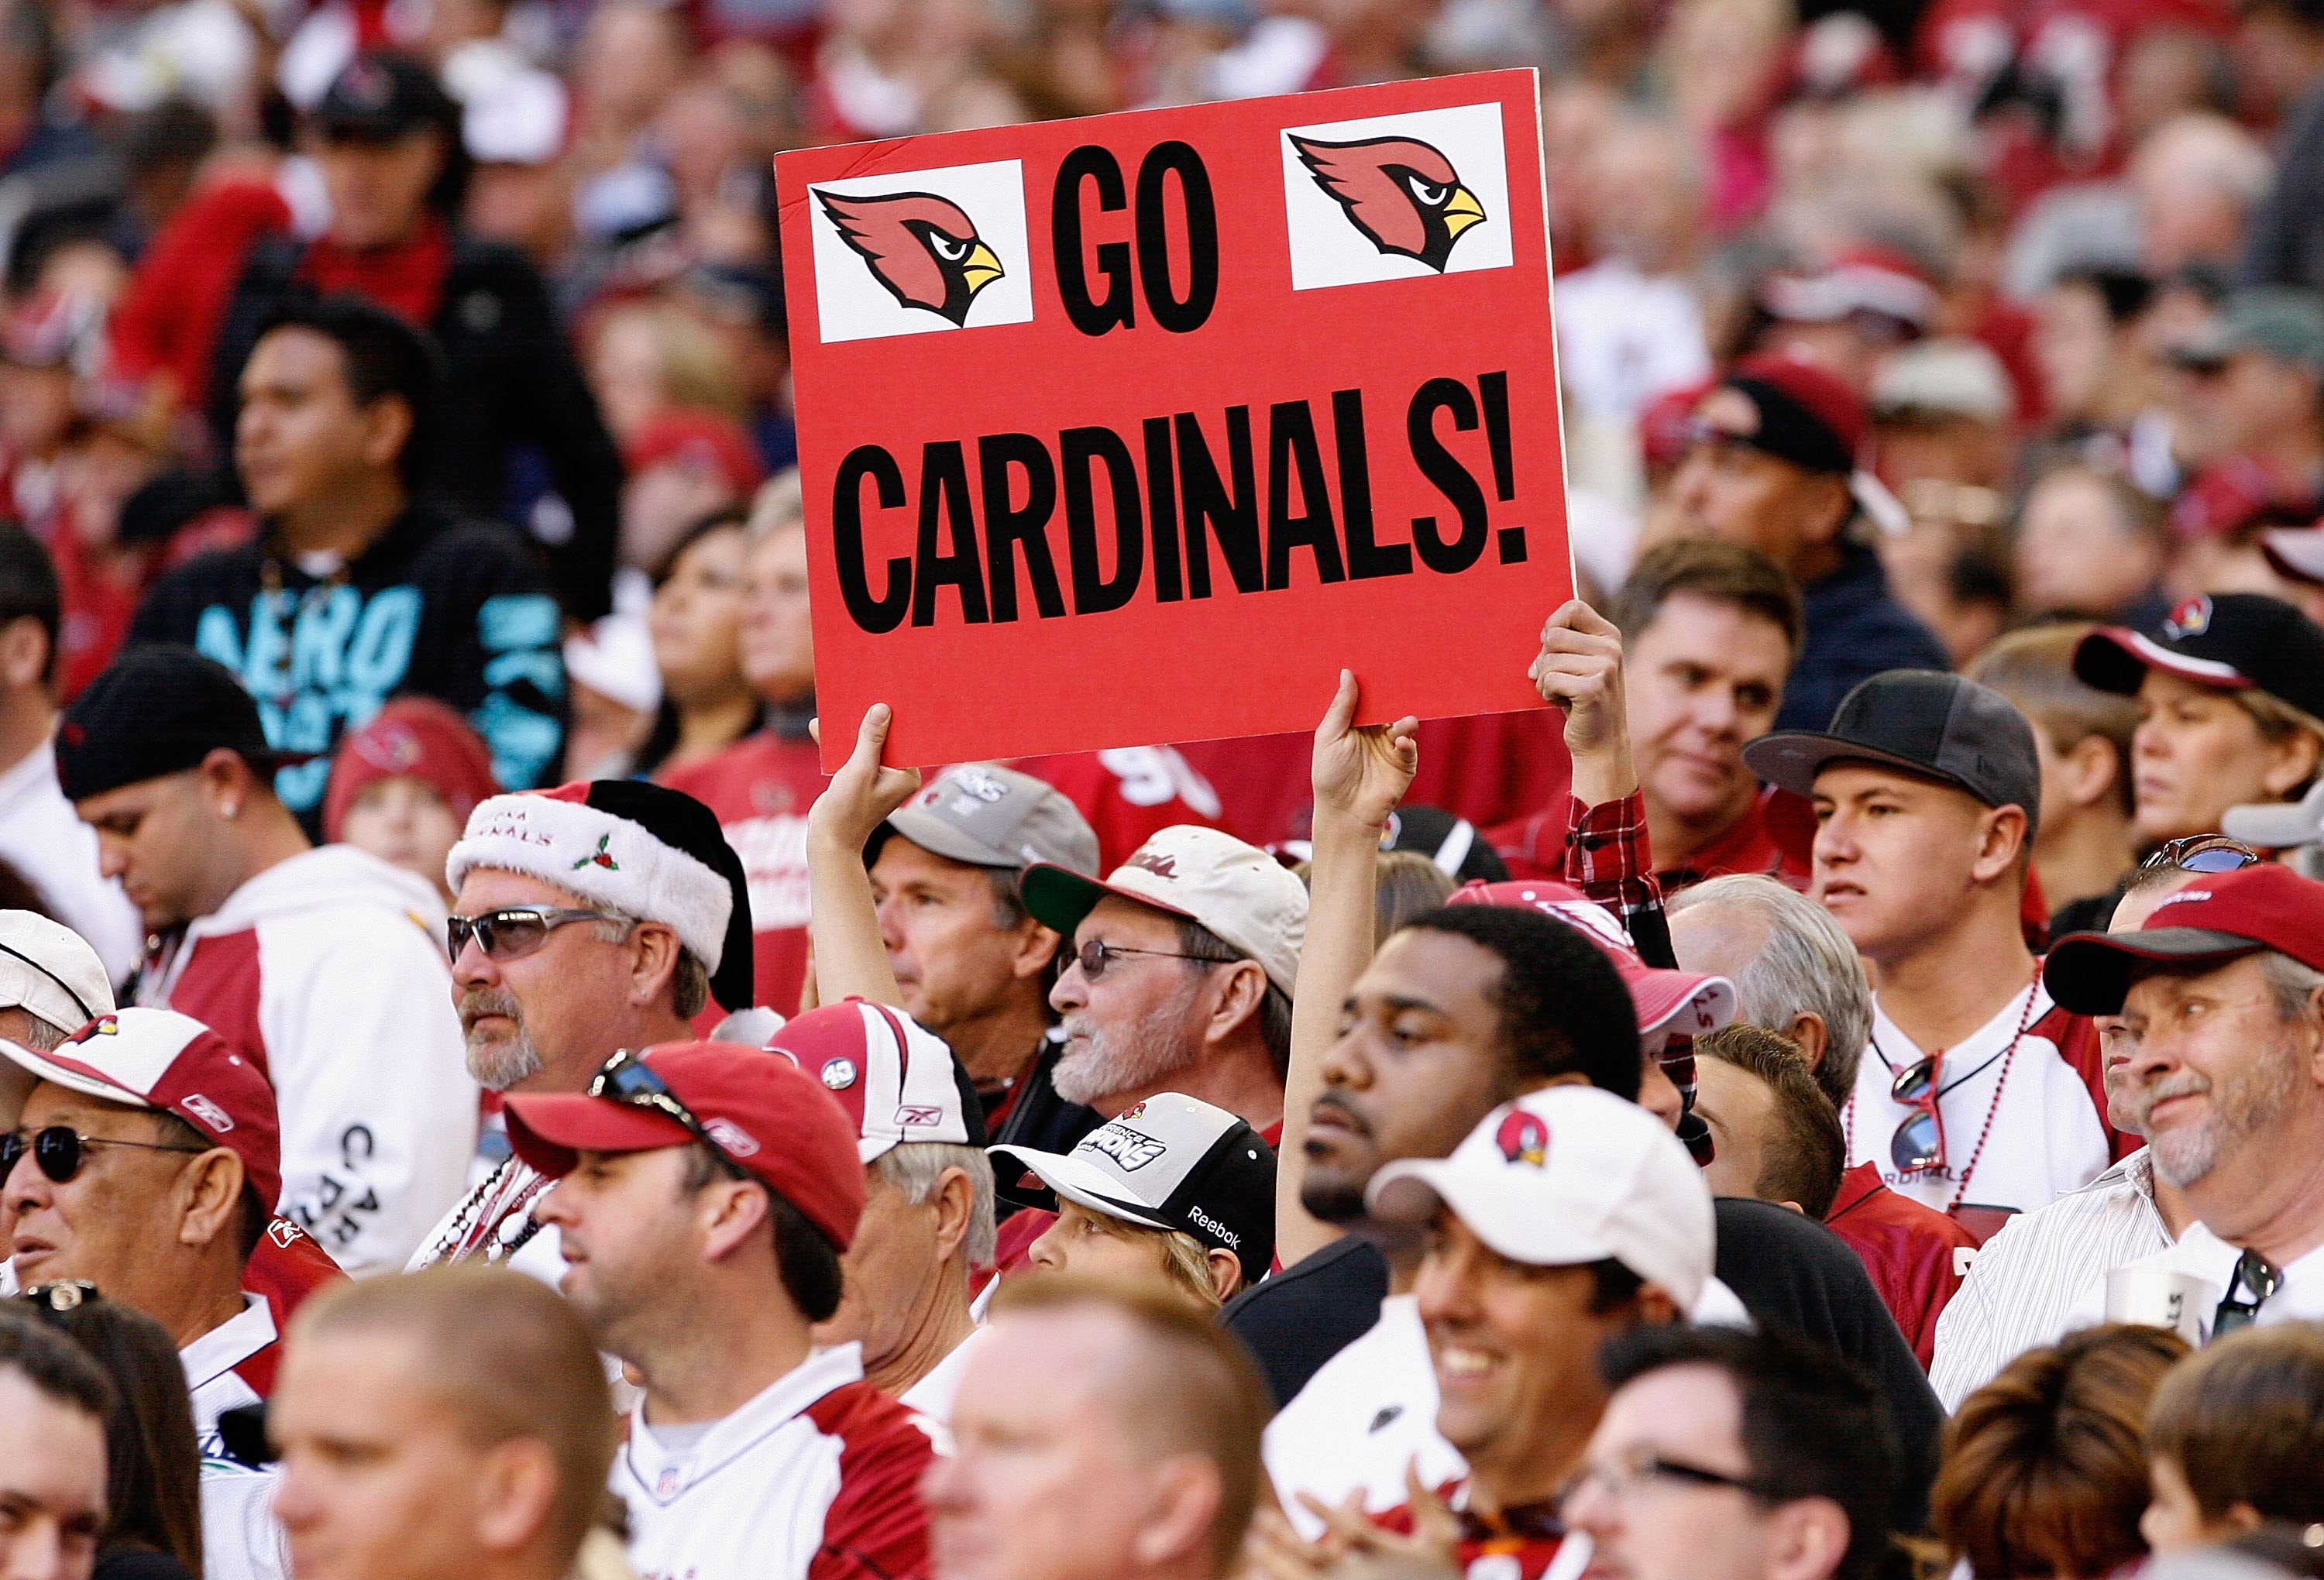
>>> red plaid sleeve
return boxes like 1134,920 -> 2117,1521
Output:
1562,792 -> 1665,928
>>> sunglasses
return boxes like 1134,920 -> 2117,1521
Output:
1889,1055 -> 1948,1175
16,1279 -> 98,1315
446,906 -> 619,963
1071,939 -> 1232,981
2213,1248 -> 2280,1336
2,1125 -> 208,1184
2140,836 -> 2260,876
587,1048 -> 745,1174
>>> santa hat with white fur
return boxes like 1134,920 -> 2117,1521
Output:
445,781 -> 756,1011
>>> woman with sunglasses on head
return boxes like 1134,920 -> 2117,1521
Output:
2074,594 -> 2324,847
18,1283 -> 204,1580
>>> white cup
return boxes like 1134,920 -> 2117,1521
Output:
2106,1266 -> 2215,1344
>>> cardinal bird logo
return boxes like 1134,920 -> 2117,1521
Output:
1290,134 -> 1488,273
1495,1109 -> 1549,1168
816,189 -> 1006,326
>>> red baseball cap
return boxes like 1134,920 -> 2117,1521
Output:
622,407 -> 765,500
0,1007 -> 283,1211
321,696 -> 500,843
1446,881 -> 1737,1041
2047,863 -> 2324,1015
503,1041 -> 865,1250
759,1001 -> 985,1163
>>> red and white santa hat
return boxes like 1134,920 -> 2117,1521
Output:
757,1000 -> 984,1163
445,781 -> 756,1011
1446,881 -> 1737,1043
0,1006 -> 283,1211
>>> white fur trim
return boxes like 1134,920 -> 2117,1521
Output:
445,794 -> 731,970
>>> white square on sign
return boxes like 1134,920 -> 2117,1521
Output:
808,159 -> 1035,343
1280,102 -> 1514,291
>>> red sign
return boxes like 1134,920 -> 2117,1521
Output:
776,70 -> 1569,771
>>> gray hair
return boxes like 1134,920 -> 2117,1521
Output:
875,1141 -> 996,1267
1669,874 -> 1872,1110
13,1013 -> 67,1052
2259,952 -> 2324,1022
591,909 -> 710,1019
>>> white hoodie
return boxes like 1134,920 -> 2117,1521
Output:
138,844 -> 478,1274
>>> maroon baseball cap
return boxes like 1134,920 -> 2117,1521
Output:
1446,881 -> 1736,1041
0,1006 -> 283,1211
2047,863 -> 2324,1015
758,1000 -> 985,1163
503,1041 -> 866,1250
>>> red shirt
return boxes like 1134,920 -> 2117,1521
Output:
1373,1483 -> 1569,1580
234,1217 -> 349,1396
660,729 -> 829,1015
1490,786 -> 1811,893
1009,747 -> 1224,871
109,176 -> 294,405
1823,1162 -> 1976,1370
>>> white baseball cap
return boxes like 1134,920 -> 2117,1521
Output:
1367,1086 -> 1714,1308
1020,825 -> 1308,994
0,912 -> 112,1039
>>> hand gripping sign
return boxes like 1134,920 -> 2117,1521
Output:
777,70 -> 1571,771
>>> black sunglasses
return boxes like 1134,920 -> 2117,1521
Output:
16,1279 -> 98,1315
2,1125 -> 208,1184
2213,1248 -> 2280,1337
446,906 -> 619,963
2140,836 -> 2260,876
587,1048 -> 745,1174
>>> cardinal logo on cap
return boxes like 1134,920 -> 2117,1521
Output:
71,1017 -> 118,1042
1496,1110 -> 1549,1168
2166,595 -> 2215,640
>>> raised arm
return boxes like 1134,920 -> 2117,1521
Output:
806,705 -> 924,1009
1275,670 -> 1419,1269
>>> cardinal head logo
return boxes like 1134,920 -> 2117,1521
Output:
1289,134 -> 1487,273
1495,1109 -> 1549,1168
817,189 -> 1006,327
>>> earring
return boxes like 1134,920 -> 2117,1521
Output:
222,802 -> 240,820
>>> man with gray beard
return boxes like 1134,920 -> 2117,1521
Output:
1019,825 -> 1306,1139
2047,861 -> 2324,1329
407,780 -> 753,1283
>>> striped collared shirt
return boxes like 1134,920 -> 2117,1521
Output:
1929,1149 -> 2173,1412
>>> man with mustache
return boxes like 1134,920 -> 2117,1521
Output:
2044,861 -> 2324,1328
408,779 -> 752,1282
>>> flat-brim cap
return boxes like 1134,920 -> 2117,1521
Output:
2046,862 -> 2324,1014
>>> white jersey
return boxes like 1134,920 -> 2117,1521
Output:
183,1295 -> 273,1457
200,1466 -> 290,1580
139,845 -> 478,1273
896,1326 -> 988,1425
0,737 -> 143,983
1848,981 -> 2110,1219
616,1345 -> 937,1580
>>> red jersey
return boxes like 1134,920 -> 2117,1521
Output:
1373,1483 -> 1571,1580
108,176 -> 294,405
1175,713 -> 1569,849
1009,747 -> 1224,871
660,729 -> 828,1015
1490,785 -> 1811,891
1824,1162 -> 1977,1370
235,1218 -> 350,1396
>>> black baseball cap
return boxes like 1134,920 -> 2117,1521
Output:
314,51 -> 459,143
2074,592 -> 2324,723
1741,669 -> 2043,835
990,1092 -> 1275,1283
55,645 -> 285,804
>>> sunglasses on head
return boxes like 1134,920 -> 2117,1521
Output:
587,1048 -> 745,1175
2140,836 -> 2260,875
446,906 -> 620,963
1,1125 -> 207,1184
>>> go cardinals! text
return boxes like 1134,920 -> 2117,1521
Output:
826,370 -> 1526,634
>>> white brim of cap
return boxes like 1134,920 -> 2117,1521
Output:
1366,1156 -> 1616,1267
1628,970 -> 1738,1040
0,1038 -> 146,1109
988,1143 -> 1176,1235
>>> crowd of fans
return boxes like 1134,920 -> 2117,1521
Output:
7,5 -> 2324,1580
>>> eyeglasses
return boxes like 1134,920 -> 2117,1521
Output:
2,1125 -> 208,1184
446,906 -> 619,963
586,1048 -> 745,1175
2213,1248 -> 2281,1336
2140,836 -> 2260,876
16,1280 -> 98,1315
1561,1451 -> 1777,1513
1071,939 -> 1233,981
1889,1054 -> 1948,1175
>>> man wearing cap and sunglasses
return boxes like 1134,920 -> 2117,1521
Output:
1668,352 -> 1948,733
1743,669 -> 2120,1238
0,1006 -> 346,1580
2044,861 -> 2324,1333
511,1040 -> 934,1580
413,778 -> 753,1283
58,644 -> 477,1276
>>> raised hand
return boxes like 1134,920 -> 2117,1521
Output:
806,705 -> 925,851
1529,599 -> 1636,806
1311,669 -> 1420,835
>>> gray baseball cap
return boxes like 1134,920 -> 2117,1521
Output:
871,764 -> 1100,877
2168,287 -> 2324,376
1741,670 -> 2044,836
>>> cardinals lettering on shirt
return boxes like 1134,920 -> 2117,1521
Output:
826,373 -> 1523,635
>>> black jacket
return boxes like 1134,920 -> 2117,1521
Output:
208,232 -> 622,623
129,502 -> 565,830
